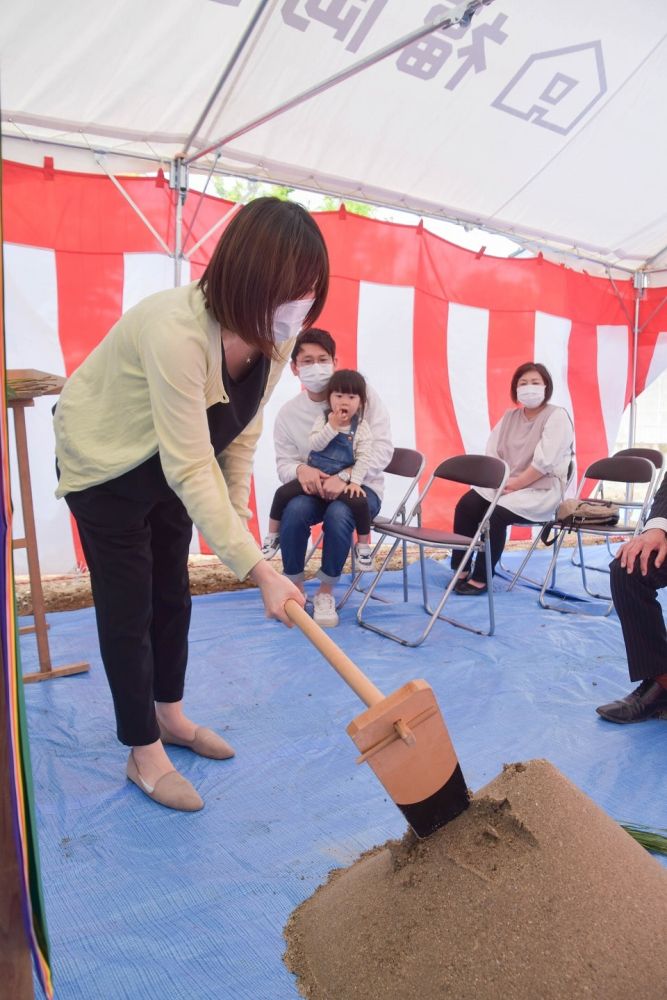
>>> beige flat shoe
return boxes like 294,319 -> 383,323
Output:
158,723 -> 235,760
126,751 -> 204,811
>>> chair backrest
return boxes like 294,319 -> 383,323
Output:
433,454 -> 508,490
614,446 -> 664,470
378,447 -> 426,526
384,447 -> 425,480
583,455 -> 655,486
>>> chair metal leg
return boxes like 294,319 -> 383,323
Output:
506,532 -> 544,592
539,529 -> 613,615
419,541 -> 495,638
571,539 -> 613,576
485,538 -> 496,635
577,532 -> 612,600
357,541 -> 431,647
402,538 -> 409,602
356,538 -> 429,644
538,531 -> 574,611
337,532 -> 400,611
358,541 -> 494,647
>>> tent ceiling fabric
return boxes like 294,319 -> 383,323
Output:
3,0 -> 667,271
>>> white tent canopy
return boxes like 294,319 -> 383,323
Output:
3,0 -> 667,274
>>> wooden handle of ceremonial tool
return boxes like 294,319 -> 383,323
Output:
285,599 -> 385,708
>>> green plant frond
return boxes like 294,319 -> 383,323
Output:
621,823 -> 667,856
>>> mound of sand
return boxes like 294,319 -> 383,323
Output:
285,760 -> 667,1000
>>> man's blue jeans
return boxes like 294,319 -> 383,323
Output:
280,487 -> 381,583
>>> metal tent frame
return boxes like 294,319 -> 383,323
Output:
5,0 -> 667,438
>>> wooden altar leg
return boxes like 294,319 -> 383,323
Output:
10,400 -> 89,683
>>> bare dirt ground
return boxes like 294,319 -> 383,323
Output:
15,536 -> 604,616
15,547 -> 438,615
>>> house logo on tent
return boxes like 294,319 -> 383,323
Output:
491,41 -> 606,135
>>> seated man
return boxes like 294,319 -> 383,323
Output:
272,328 -> 393,627
596,477 -> 667,723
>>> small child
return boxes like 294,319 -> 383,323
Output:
262,369 -> 375,569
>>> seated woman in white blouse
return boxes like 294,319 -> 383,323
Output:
452,362 -> 574,595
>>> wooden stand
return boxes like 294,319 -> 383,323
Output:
7,372 -> 89,683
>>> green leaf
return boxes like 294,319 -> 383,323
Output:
621,823 -> 667,856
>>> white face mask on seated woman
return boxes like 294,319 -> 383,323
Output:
517,384 -> 546,409
273,299 -> 315,345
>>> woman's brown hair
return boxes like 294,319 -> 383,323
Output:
198,197 -> 329,359
510,362 -> 553,403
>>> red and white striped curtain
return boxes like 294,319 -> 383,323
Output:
4,160 -> 667,574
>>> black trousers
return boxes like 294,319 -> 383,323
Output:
610,553 -> 667,683
65,466 -> 193,747
451,490 -> 531,583
269,479 -> 371,535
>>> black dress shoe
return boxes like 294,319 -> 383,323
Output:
596,680 -> 667,724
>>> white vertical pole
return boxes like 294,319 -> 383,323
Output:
629,272 -> 647,446
170,157 -> 189,288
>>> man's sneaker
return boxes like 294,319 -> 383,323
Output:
354,543 -> 374,570
312,592 -> 339,628
260,533 -> 280,560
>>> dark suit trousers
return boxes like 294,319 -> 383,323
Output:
65,469 -> 193,747
610,554 -> 667,682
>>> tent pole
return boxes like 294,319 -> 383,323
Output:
184,0 -> 495,167
629,272 -> 647,447
180,0 -> 274,158
170,157 -> 189,287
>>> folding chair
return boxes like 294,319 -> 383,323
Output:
537,454 -> 656,615
502,457 -> 577,591
570,446 -> 664,573
356,454 -> 509,646
337,447 -> 426,610
303,447 -> 425,589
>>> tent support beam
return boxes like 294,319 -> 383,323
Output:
184,0 -> 495,166
181,0 -> 274,158
184,200 -> 244,262
638,292 -> 667,334
3,133 -> 655,277
193,162 -> 640,276
642,241 -> 667,270
94,154 -> 171,255
181,153 -> 221,253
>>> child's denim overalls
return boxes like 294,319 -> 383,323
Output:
307,414 -> 358,476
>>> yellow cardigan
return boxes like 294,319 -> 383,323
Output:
54,282 -> 292,580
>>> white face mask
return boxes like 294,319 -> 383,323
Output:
517,384 -> 546,409
297,362 -> 334,393
273,298 -> 315,345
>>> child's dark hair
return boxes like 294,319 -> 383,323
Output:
326,369 -> 367,416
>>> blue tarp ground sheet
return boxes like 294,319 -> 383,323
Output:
20,550 -> 667,1000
